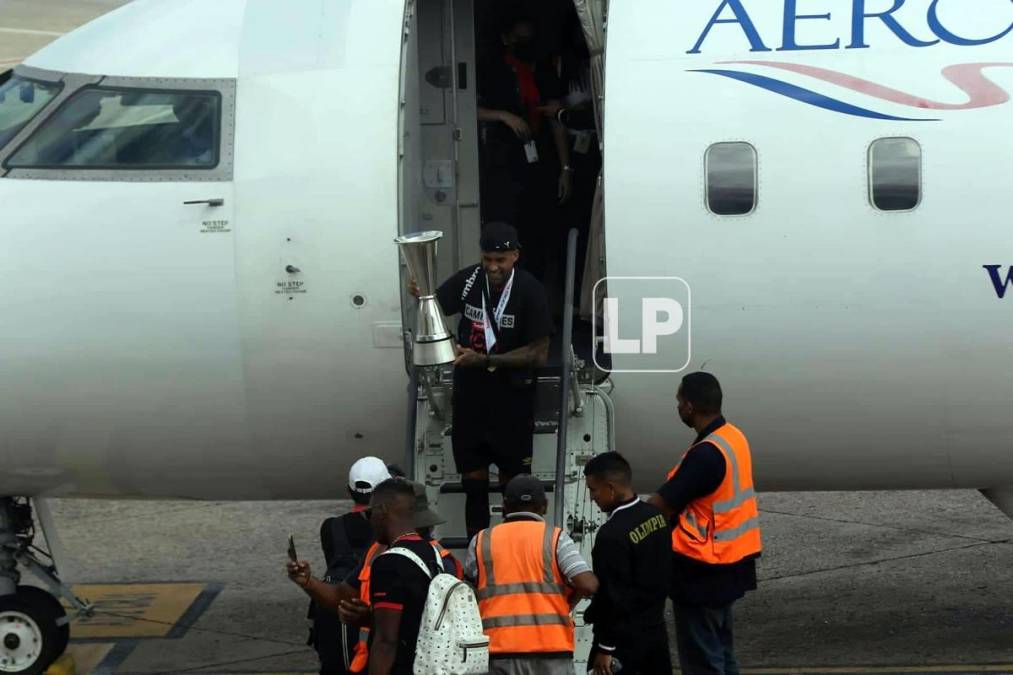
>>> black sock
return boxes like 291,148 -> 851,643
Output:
462,477 -> 490,540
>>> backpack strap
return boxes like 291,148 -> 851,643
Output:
383,545 -> 444,578
322,515 -> 363,581
327,517 -> 350,559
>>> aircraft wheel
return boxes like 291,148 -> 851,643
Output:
14,588 -> 68,663
0,586 -> 67,675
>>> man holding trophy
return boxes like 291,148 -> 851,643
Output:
406,222 -> 552,540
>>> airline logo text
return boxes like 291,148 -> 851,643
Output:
984,265 -> 1013,299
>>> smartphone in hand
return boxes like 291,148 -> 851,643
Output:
287,535 -> 298,562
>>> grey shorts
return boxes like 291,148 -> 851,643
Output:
489,657 -> 576,675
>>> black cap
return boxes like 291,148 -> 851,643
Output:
504,474 -> 546,505
480,222 -> 521,252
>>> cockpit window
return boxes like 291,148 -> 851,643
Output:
5,86 -> 220,170
0,75 -> 63,151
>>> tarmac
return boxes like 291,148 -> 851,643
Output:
0,0 -> 127,67
6,1 -> 1013,673
27,490 -> 1013,674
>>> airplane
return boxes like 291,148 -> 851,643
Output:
0,0 -> 1011,671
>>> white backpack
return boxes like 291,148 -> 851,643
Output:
383,546 -> 490,675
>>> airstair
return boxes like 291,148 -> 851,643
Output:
403,229 -> 614,664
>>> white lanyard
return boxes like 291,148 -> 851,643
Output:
481,269 -> 514,353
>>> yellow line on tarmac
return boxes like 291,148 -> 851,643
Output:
45,645 -> 115,675
67,582 -> 206,639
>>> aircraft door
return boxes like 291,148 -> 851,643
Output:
409,0 -> 481,279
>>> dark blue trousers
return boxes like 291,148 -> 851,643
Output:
673,601 -> 739,675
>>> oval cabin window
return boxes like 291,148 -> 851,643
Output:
869,137 -> 921,212
706,142 -> 757,216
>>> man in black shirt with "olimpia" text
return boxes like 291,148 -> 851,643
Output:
583,452 -> 672,675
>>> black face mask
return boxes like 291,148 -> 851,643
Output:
512,40 -> 537,62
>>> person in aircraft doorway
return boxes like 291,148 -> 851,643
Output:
648,372 -> 762,675
478,12 -> 573,284
408,222 -> 552,541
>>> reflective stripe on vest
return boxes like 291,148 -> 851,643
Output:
476,520 -> 574,655
477,521 -> 564,600
482,613 -> 572,629
668,422 -> 762,565
348,542 -> 384,673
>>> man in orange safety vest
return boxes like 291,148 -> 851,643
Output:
649,372 -> 762,675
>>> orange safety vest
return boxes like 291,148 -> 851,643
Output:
431,539 -> 462,579
348,542 -> 385,673
667,422 -> 762,565
475,519 -> 574,655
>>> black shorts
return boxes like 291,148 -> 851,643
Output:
452,376 -> 535,476
451,432 -> 534,476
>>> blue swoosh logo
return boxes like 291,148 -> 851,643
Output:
690,69 -> 939,122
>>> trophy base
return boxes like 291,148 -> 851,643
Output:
413,338 -> 457,367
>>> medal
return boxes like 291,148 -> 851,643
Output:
481,270 -> 514,372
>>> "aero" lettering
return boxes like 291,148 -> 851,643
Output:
688,0 -> 1013,54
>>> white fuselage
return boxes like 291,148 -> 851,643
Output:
0,0 -> 1011,499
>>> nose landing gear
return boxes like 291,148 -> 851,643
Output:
0,499 -> 89,675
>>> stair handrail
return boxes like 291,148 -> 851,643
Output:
554,227 -> 580,527
404,359 -> 419,477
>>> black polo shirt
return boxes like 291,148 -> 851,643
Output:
656,416 -> 759,606
585,498 -> 671,652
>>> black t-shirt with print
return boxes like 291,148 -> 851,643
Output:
368,536 -> 441,675
436,264 -> 552,433
436,264 -> 552,360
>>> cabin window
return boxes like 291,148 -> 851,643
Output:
869,137 -> 921,211
706,142 -> 757,216
5,86 -> 221,170
0,74 -> 62,151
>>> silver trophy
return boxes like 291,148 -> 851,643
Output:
395,231 -> 456,367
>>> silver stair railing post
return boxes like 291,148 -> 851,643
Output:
554,228 -> 580,527
404,359 -> 419,478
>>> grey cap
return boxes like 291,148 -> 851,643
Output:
503,474 -> 546,505
412,482 -> 445,529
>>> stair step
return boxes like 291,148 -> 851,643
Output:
438,479 -> 556,494
438,536 -> 474,550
